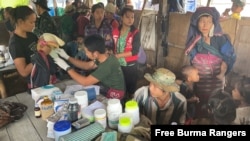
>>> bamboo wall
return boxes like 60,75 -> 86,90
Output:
163,12 -> 250,77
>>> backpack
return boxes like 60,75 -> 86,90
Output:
0,101 -> 27,128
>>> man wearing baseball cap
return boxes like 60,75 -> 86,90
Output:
33,0 -> 58,37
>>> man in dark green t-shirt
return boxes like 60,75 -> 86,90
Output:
52,34 -> 125,100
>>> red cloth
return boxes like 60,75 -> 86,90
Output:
76,15 -> 90,37
111,19 -> 119,29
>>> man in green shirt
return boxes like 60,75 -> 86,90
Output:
52,34 -> 125,100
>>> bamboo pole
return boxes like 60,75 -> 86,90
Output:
137,0 -> 147,29
206,0 -> 211,7
53,0 -> 58,16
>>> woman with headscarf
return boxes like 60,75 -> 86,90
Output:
185,7 -> 236,118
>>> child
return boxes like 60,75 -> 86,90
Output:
65,35 -> 88,61
207,89 -> 236,125
221,0 -> 246,21
30,33 -> 65,88
64,35 -> 89,75
232,77 -> 250,125
134,68 -> 187,125
216,61 -> 227,81
178,65 -> 200,124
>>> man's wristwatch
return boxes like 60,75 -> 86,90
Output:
66,67 -> 72,72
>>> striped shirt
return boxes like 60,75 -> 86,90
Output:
84,18 -> 114,50
134,86 -> 187,125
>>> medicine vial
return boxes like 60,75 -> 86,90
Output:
34,104 -> 41,118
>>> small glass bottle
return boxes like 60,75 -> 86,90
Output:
34,104 -> 41,118
41,96 -> 54,120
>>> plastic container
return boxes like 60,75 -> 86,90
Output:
74,90 -> 88,109
125,100 -> 140,125
94,109 -> 107,129
54,120 -> 72,141
107,99 -> 122,129
118,113 -> 133,133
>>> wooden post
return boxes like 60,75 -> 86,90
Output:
206,0 -> 211,7
137,0 -> 147,29
156,0 -> 164,67
53,0 -> 58,16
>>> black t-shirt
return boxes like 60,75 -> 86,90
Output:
9,32 -> 38,65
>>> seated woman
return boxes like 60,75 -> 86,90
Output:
133,68 -> 187,125
30,33 -> 65,88
53,34 -> 125,100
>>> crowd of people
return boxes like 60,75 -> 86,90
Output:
3,0 -> 249,125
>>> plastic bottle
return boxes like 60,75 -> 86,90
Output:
68,98 -> 79,122
118,113 -> 133,133
125,100 -> 140,125
41,96 -> 54,120
74,90 -> 88,109
34,104 -> 41,118
94,108 -> 107,129
107,99 -> 122,129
